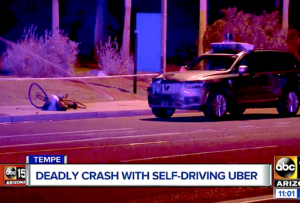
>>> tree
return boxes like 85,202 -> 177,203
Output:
198,0 -> 207,57
282,0 -> 290,30
94,0 -> 108,60
121,0 -> 131,61
203,8 -> 289,52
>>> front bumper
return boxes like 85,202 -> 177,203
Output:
147,86 -> 208,110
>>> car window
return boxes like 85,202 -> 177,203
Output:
187,55 -> 237,71
274,52 -> 300,71
234,54 -> 254,73
251,52 -> 278,73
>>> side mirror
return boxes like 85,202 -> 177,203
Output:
238,65 -> 248,76
180,65 -> 187,72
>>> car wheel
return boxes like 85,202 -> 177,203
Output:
277,90 -> 300,117
228,105 -> 246,116
152,108 -> 175,118
204,92 -> 228,120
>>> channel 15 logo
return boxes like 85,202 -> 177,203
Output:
3,166 -> 26,185
274,156 -> 300,179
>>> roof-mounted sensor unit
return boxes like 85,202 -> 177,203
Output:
210,33 -> 254,53
211,42 -> 254,53
225,33 -> 234,42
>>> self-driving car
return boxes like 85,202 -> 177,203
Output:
147,37 -> 300,120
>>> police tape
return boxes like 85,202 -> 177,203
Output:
0,73 -> 160,81
0,36 -> 159,101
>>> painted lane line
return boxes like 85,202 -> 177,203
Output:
0,127 -> 274,149
0,131 -> 201,148
216,195 -> 273,203
0,128 -> 134,139
277,122 -> 291,125
196,129 -> 216,132
274,125 -> 290,127
239,125 -> 253,128
1,125 -> 300,149
4,126 -> 300,155
120,145 -> 278,162
128,141 -> 168,146
0,128 -> 300,155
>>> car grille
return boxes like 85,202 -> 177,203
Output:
153,83 -> 182,94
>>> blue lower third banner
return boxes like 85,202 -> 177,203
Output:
27,155 -> 67,164
27,164 -> 272,186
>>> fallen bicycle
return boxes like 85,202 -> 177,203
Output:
28,83 -> 87,111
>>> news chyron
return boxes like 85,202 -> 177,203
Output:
0,165 -> 26,186
274,156 -> 300,187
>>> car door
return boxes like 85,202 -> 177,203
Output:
252,52 -> 282,101
229,54 -> 265,103
273,52 -> 300,97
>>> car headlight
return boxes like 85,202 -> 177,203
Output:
184,81 -> 205,89
150,78 -> 163,87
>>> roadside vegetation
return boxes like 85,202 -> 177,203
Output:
2,26 -> 79,78
204,8 -> 300,61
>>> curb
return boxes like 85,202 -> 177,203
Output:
0,109 -> 192,124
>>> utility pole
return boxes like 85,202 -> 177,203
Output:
161,0 -> 167,73
282,0 -> 290,30
122,0 -> 132,61
52,0 -> 59,36
198,0 -> 207,57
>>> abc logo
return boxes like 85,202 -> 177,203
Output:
5,167 -> 16,179
275,158 -> 296,178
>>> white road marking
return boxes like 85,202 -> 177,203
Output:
2,124 -> 300,148
0,128 -> 134,139
239,125 -> 254,128
216,195 -> 273,203
120,145 -> 278,162
277,122 -> 291,125
196,129 -> 216,132
0,131 -> 201,148
274,125 -> 290,127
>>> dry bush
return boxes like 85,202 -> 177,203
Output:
287,29 -> 300,61
96,37 -> 134,75
203,8 -> 290,52
2,26 -> 79,77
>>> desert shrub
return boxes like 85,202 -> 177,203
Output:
97,37 -> 134,75
203,8 -> 289,53
2,26 -> 79,77
287,29 -> 300,61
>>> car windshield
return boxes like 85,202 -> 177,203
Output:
187,55 -> 237,71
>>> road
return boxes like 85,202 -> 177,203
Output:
0,108 -> 300,202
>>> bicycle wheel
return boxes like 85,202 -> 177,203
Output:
28,83 -> 48,108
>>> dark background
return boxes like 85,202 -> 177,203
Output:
0,0 -> 299,60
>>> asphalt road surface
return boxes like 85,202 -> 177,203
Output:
1,108 -> 300,202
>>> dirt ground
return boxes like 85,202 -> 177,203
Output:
0,59 -> 181,106
0,78 -> 152,106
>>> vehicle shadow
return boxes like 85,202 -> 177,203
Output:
140,113 -> 300,123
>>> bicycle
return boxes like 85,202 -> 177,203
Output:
28,83 -> 87,109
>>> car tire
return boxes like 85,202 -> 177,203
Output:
204,92 -> 228,120
152,108 -> 175,118
277,90 -> 300,117
228,105 -> 246,117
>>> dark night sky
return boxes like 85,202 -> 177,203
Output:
0,0 -> 299,59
